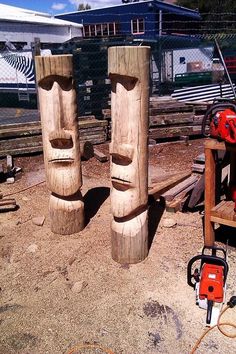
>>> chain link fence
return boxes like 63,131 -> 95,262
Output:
0,20 -> 236,125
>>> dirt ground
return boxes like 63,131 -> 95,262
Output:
1,139 -> 236,354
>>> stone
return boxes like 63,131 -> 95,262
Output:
27,244 -> 38,253
162,218 -> 177,228
32,216 -> 45,226
71,281 -> 88,293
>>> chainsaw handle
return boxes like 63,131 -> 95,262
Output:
202,245 -> 227,259
187,254 -> 229,288
226,119 -> 236,144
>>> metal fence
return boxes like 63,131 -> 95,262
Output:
0,31 -> 236,125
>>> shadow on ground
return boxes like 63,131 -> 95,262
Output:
148,197 -> 165,249
84,186 -> 110,226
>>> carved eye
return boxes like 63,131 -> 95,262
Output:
39,75 -> 73,91
49,131 -> 73,149
50,138 -> 73,149
111,154 -> 132,166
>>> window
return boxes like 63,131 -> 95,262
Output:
83,22 -> 120,37
131,18 -> 145,34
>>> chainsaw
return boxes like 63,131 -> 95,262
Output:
202,99 -> 236,211
201,99 -> 236,143
187,246 -> 229,327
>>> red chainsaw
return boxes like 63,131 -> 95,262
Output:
202,99 -> 236,211
187,246 -> 229,327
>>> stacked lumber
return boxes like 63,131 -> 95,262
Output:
0,193 -> 17,212
149,96 -> 208,141
0,117 -> 108,157
103,96 -> 208,142
191,153 -> 205,174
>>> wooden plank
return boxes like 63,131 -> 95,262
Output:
188,174 -> 205,209
79,119 -> 107,129
79,127 -> 106,134
149,125 -> 202,139
204,147 -> 216,246
149,113 -> 194,126
191,163 -> 205,173
94,148 -> 108,162
0,125 -> 42,139
0,121 -> 40,130
149,172 -> 191,199
210,216 -> 236,228
149,105 -> 193,114
0,145 -> 43,156
161,175 -> 198,202
211,200 -> 226,216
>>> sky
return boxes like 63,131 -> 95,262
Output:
0,0 -> 121,14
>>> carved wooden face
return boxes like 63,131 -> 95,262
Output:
38,75 -> 82,196
110,75 -> 148,218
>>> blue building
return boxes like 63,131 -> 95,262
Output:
56,0 -> 201,41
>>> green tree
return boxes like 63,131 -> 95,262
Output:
78,3 -> 91,11
176,0 -> 236,33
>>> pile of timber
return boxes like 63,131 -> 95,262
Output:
149,96 -> 208,141
103,96 -> 208,142
0,116 -> 108,157
149,171 -> 200,212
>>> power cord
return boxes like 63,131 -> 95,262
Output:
190,296 -> 236,354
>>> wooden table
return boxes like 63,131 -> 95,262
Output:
204,139 -> 236,246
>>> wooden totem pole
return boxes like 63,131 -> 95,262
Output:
35,55 -> 84,234
108,46 -> 150,263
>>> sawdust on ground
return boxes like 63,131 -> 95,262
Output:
1,139 -> 236,354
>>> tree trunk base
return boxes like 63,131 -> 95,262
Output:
49,192 -> 84,235
111,209 -> 148,264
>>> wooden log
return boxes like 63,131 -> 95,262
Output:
35,54 -> 84,234
49,192 -> 84,235
161,175 -> 199,202
94,148 -> 108,162
0,198 -> 17,211
108,46 -> 150,264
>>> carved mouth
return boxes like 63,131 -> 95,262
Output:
111,177 -> 131,190
49,158 -> 74,163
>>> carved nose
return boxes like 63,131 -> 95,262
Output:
49,130 -> 73,149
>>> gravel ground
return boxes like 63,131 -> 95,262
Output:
0,139 -> 236,354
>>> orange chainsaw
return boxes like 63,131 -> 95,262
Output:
187,246 -> 228,327
202,99 -> 236,211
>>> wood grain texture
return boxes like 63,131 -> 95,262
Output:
35,54 -> 82,196
49,192 -> 84,235
35,54 -> 84,234
108,46 -> 150,263
204,147 -> 216,246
